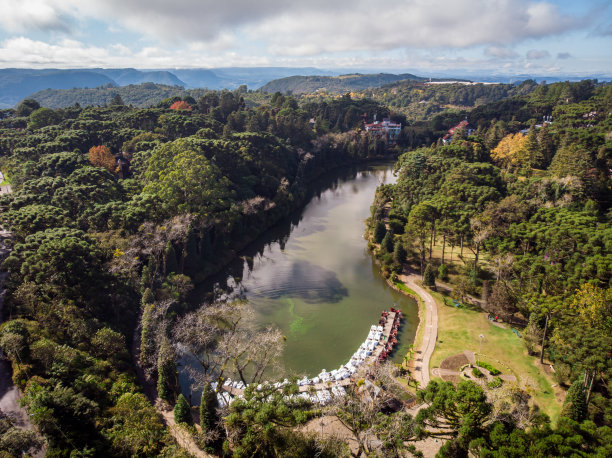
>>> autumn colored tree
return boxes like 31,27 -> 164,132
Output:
490,133 -> 528,168
88,145 -> 116,173
169,100 -> 192,111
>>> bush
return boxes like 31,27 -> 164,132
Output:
174,394 -> 193,425
477,361 -> 501,375
472,367 -> 483,378
487,377 -> 503,388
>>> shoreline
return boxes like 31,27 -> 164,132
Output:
367,228 -> 438,388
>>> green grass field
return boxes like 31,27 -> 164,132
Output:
430,290 -> 562,423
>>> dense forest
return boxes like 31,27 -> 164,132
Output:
369,81 -> 611,455
0,88 -> 402,456
0,79 -> 610,456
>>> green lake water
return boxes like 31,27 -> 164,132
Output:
187,163 -> 418,383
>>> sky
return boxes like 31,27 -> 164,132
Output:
0,0 -> 610,76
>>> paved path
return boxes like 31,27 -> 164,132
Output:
397,273 -> 438,388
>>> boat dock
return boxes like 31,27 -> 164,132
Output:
217,307 -> 402,405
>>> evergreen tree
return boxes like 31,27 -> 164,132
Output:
537,123 -> 555,167
381,231 -> 394,253
200,383 -> 219,431
110,93 -> 125,106
174,394 -> 193,425
140,303 -> 155,367
393,239 -> 407,265
157,337 -> 178,403
562,378 -> 587,422
526,123 -> 544,168
164,241 -> 178,275
373,221 -> 386,244
423,263 -> 436,287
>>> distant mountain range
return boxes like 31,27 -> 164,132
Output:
0,67 -> 338,108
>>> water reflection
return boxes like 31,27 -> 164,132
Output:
187,162 -> 418,378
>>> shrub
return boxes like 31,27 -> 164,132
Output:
477,361 -> 501,375
472,367 -> 483,378
438,264 -> 449,281
487,377 -> 503,388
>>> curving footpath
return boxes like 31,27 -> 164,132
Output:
397,273 -> 438,388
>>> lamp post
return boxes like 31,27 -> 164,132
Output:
478,334 -> 484,367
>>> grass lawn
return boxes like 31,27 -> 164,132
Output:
430,290 -> 562,423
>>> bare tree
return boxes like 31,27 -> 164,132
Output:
172,301 -> 283,389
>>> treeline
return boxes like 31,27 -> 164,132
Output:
368,80 -> 611,455
0,88 -> 395,455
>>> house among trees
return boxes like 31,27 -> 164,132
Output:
442,118 -> 474,144
364,117 -> 402,143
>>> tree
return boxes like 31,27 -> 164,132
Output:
107,393 -> 170,456
438,264 -> 449,282
561,379 -> 587,422
110,93 -> 125,106
488,280 -> 518,323
423,263 -> 436,288
28,107 -> 60,130
157,337 -> 179,403
199,383 -> 219,431
416,380 -> 492,453
88,145 -> 117,173
170,100 -> 193,111
373,220 -> 386,243
16,98 -> 40,117
381,231 -> 394,253
164,241 -> 178,275
393,239 -> 407,265
174,394 -> 193,425
490,133 -> 528,168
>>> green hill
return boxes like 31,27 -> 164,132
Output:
259,73 -> 429,94
26,83 -> 210,109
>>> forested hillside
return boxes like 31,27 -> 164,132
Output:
260,72 -> 429,95
0,80 -> 610,456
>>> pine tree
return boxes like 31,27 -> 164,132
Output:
200,383 -> 219,431
164,241 -> 178,275
174,394 -> 193,425
374,221 -> 386,244
381,232 -> 394,253
423,263 -> 436,287
157,338 -> 178,403
110,93 -> 125,106
561,379 -> 587,422
393,239 -> 407,264
140,303 -> 155,368
526,123 -> 544,168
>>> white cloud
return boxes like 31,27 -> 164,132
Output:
0,0 -> 588,52
0,0 -> 70,32
484,46 -> 519,59
526,49 -> 550,59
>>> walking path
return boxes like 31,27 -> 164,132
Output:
397,272 -> 438,388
